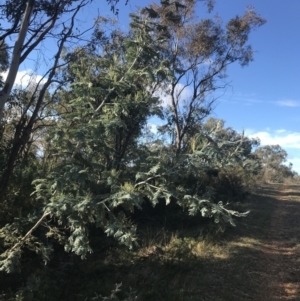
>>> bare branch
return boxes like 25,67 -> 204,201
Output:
10,211 -> 51,253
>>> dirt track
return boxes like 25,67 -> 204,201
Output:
253,184 -> 300,300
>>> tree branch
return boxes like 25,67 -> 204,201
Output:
10,211 -> 51,253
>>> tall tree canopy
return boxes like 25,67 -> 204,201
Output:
141,0 -> 265,153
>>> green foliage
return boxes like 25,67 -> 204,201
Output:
141,1 -> 265,152
29,115 -> 254,261
254,145 -> 295,183
0,247 -> 22,274
0,40 -> 9,84
12,12 -> 171,261
0,3 -> 267,300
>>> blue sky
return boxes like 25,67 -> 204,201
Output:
4,0 -> 300,172
209,1 -> 300,172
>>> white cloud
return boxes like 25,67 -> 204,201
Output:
247,130 -> 300,149
217,90 -> 265,106
153,83 -> 193,107
246,128 -> 300,173
275,100 -> 300,107
146,123 -> 158,134
219,91 -> 300,108
1,69 -> 47,89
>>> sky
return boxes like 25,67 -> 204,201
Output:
208,1 -> 300,172
3,0 -> 300,172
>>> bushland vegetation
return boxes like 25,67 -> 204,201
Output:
0,1 -> 296,300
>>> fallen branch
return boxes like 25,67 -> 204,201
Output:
10,211 -> 51,252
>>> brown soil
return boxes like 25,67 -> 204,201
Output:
253,184 -> 300,300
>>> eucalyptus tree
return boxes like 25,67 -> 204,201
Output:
254,145 -> 294,182
142,0 -> 265,153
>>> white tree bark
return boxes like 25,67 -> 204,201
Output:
0,0 -> 35,122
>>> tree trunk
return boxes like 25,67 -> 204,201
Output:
0,0 -> 35,122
